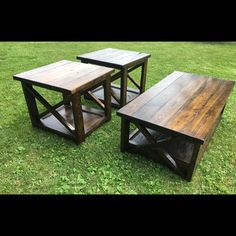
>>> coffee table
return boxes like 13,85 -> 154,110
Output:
13,60 -> 114,144
77,48 -> 151,108
117,71 -> 235,181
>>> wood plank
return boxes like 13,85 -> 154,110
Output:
132,73 -> 206,122
110,87 -> 121,104
14,61 -> 114,94
127,74 -> 141,90
118,71 -> 235,143
86,91 -> 105,110
69,68 -> 114,94
77,48 -> 150,69
117,71 -> 185,116
14,60 -> 72,78
89,83 -> 139,108
55,66 -> 113,92
82,105 -> 104,117
77,48 -> 117,60
149,75 -> 217,125
112,53 -> 150,66
40,104 -> 106,137
120,69 -> 128,106
189,84 -> 233,139
133,122 -> 156,144
140,60 -> 148,93
98,51 -> 145,62
72,93 -> 85,143
27,61 -> 90,82
165,79 -> 234,141
103,78 -> 112,120
78,48 -> 141,61
83,50 -> 137,62
21,63 -> 106,86
121,118 -> 130,152
21,83 -> 40,126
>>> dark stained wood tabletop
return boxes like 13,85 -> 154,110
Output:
77,48 -> 151,69
117,71 -> 235,144
13,60 -> 114,94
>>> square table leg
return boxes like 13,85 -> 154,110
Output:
21,82 -> 40,127
120,69 -> 128,107
186,143 -> 201,181
140,60 -> 148,93
120,117 -> 130,152
62,92 -> 71,106
71,93 -> 86,144
103,76 -> 111,121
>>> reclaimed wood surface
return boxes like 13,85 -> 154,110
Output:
77,48 -> 151,69
117,71 -> 235,144
14,60 -> 114,94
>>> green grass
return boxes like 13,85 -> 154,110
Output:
0,42 -> 235,194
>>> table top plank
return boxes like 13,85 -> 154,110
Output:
77,48 -> 151,69
16,60 -> 72,77
117,71 -> 235,143
165,78 -> 234,140
112,53 -> 151,66
81,49 -> 135,61
132,73 -> 208,123
77,48 -> 118,59
27,62 -> 101,84
64,68 -> 113,93
14,60 -> 114,94
118,71 -> 185,115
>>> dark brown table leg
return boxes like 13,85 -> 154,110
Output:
72,93 -> 85,144
103,76 -> 111,121
21,82 -> 40,126
120,117 -> 130,152
140,60 -> 148,93
120,119 -> 204,181
62,92 -> 71,106
186,143 -> 201,181
120,68 -> 128,107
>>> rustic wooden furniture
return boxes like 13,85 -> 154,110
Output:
77,48 -> 151,108
13,60 -> 114,144
117,71 -> 235,181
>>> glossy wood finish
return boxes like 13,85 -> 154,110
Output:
14,60 -> 114,94
13,60 -> 114,144
117,71 -> 235,181
91,84 -> 139,108
77,48 -> 151,108
77,48 -> 150,69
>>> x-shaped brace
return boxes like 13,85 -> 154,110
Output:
133,122 -> 184,176
23,84 -> 75,134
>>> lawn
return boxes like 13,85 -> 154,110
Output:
0,42 -> 235,194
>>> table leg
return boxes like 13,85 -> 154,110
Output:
72,93 -> 85,144
62,92 -> 71,106
186,143 -> 201,181
103,76 -> 111,121
120,117 -> 130,152
21,83 -> 40,126
140,60 -> 148,93
120,69 -> 128,107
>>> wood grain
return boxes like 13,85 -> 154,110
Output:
14,60 -> 114,94
117,71 -> 235,143
77,48 -> 150,69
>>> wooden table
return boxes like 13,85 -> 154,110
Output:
77,48 -> 151,108
117,71 -> 235,181
13,60 -> 114,144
